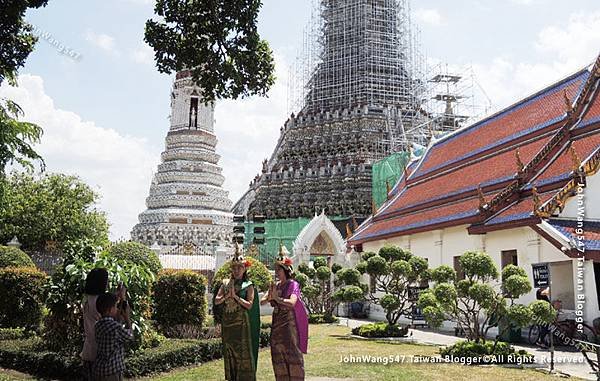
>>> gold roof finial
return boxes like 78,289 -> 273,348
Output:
564,89 -> 573,114
345,223 -> 353,237
477,184 -> 486,209
372,199 -> 378,215
515,148 -> 524,173
532,186 -> 542,211
569,145 -> 582,172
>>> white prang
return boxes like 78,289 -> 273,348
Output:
131,71 -> 233,254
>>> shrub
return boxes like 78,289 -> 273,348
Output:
0,246 -> 34,268
108,241 -> 162,274
0,328 -> 32,341
439,341 -> 534,364
0,267 -> 47,331
154,270 -> 207,338
308,314 -> 339,324
0,330 -> 272,379
351,322 -> 409,338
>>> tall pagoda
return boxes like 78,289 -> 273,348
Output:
235,0 -> 428,221
131,70 -> 233,254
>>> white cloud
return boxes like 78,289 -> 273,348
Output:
467,11 -> 600,115
85,30 -> 118,54
0,75 -> 160,241
414,8 -> 444,26
536,11 -> 600,65
131,43 -> 155,65
215,53 -> 290,204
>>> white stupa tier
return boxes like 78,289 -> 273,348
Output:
131,70 -> 233,253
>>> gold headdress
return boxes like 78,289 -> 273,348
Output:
231,242 -> 251,268
275,243 -> 293,272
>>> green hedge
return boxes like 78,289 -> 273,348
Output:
108,241 -> 162,274
439,341 -> 534,364
153,270 -> 207,338
0,338 -> 82,380
0,246 -> 34,269
0,267 -> 47,330
351,322 -> 409,338
0,330 -> 272,380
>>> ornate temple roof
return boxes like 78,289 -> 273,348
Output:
349,54 -> 600,258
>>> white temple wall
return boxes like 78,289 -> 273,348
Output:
361,224 -> 600,325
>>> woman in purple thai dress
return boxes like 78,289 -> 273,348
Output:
261,246 -> 308,381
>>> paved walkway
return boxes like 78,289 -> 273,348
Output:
340,318 -> 597,380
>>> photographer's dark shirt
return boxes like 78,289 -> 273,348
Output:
94,316 -> 132,376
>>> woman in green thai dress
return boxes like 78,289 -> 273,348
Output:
214,245 -> 260,381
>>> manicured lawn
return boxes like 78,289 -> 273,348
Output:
137,324 -> 579,381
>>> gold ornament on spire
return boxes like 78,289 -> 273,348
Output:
372,199 -> 378,215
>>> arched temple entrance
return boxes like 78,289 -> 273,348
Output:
291,211 -> 350,267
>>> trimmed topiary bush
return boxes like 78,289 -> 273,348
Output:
351,322 -> 409,338
108,241 -> 162,274
154,270 -> 207,338
0,246 -> 34,269
0,267 -> 47,331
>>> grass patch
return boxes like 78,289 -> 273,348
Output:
137,324 -> 577,381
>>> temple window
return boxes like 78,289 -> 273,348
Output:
501,249 -> 518,268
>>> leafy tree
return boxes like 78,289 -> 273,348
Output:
0,0 -> 49,85
297,259 -> 363,320
144,0 -> 275,102
0,0 -> 48,199
418,250 -> 544,344
0,100 -> 43,175
0,172 -> 109,251
352,246 -> 430,325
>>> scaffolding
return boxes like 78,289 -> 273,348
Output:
287,0 -> 433,152
422,64 -> 493,138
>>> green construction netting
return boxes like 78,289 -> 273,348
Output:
243,216 -> 348,265
371,152 -> 411,208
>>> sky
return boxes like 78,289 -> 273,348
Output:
1,0 -> 599,241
